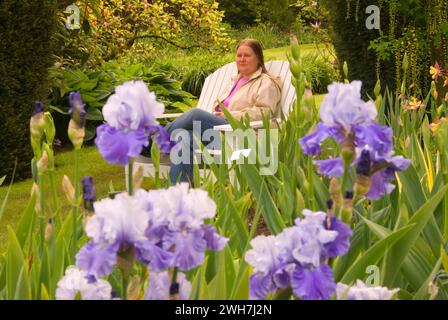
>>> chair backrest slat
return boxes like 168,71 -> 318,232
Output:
197,60 -> 296,117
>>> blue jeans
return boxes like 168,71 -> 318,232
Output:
165,108 -> 228,184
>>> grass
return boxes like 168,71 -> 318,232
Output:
0,145 -> 154,254
264,44 -> 335,62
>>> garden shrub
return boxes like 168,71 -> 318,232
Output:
302,54 -> 340,94
180,55 -> 234,97
323,0 -> 448,97
48,61 -> 194,143
0,0 -> 58,182
321,0 -> 383,96
229,22 -> 292,49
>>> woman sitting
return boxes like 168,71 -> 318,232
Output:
165,38 -> 282,184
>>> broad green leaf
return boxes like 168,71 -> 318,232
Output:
40,284 -> 50,300
0,162 -> 16,224
240,164 -> 285,234
48,105 -> 69,115
0,256 -> 6,290
223,245 -> 236,297
6,227 -> 30,300
340,224 -> 414,284
206,252 -> 227,299
383,184 -> 448,285
413,256 -> 442,300
189,261 -> 208,300
38,245 -> 51,299
220,186 -> 249,256
15,193 -> 37,248
401,246 -> 435,292
14,265 -> 31,300
442,248 -> 448,273
230,264 -> 250,300
333,221 -> 366,281
398,165 -> 427,213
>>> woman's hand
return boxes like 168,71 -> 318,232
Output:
214,111 -> 225,119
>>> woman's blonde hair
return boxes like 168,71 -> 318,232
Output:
236,39 -> 268,74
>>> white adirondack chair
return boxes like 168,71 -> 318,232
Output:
125,60 -> 296,187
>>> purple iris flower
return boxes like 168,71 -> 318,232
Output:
95,124 -> 149,166
245,209 -> 352,300
299,81 -> 400,192
96,80 -> 169,166
152,125 -> 177,154
75,186 -> 228,282
76,191 -> 150,280
322,216 -> 352,259
300,81 -> 392,158
353,122 -> 392,155
102,80 -> 164,132
313,158 -> 345,178
144,271 -> 191,300
82,176 -> 96,210
365,151 -> 411,200
68,92 -> 86,127
249,273 -> 278,300
142,184 -> 228,271
291,264 -> 336,300
76,241 -> 118,280
356,149 -> 371,176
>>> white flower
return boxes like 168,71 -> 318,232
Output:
245,235 -> 280,275
56,266 -> 112,300
319,81 -> 377,132
145,271 -> 191,300
146,183 -> 217,231
336,280 -> 399,300
87,192 -> 149,245
102,80 -> 164,132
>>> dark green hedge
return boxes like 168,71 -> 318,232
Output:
0,0 -> 58,182
322,0 -> 395,95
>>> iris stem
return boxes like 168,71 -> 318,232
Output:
171,267 -> 178,285
307,156 -> 315,210
48,168 -> 59,219
71,148 -> 80,260
341,164 -> 350,196
127,161 -> 133,195
122,274 -> 129,300
38,173 -> 45,250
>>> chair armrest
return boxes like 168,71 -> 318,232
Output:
213,118 -> 280,132
156,113 -> 184,119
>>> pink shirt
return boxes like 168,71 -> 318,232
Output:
215,76 -> 250,112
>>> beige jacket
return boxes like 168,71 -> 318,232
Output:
214,67 -> 282,121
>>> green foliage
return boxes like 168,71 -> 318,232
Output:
322,0 -> 385,95
301,54 -> 340,93
48,61 -> 195,142
218,0 -> 262,27
230,23 -> 293,49
0,0 -> 58,182
56,0 -> 234,67
323,0 -> 448,97
219,0 -> 301,31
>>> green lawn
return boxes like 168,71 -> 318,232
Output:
0,145 -> 155,254
264,43 -> 334,61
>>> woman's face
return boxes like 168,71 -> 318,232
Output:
236,45 -> 259,77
